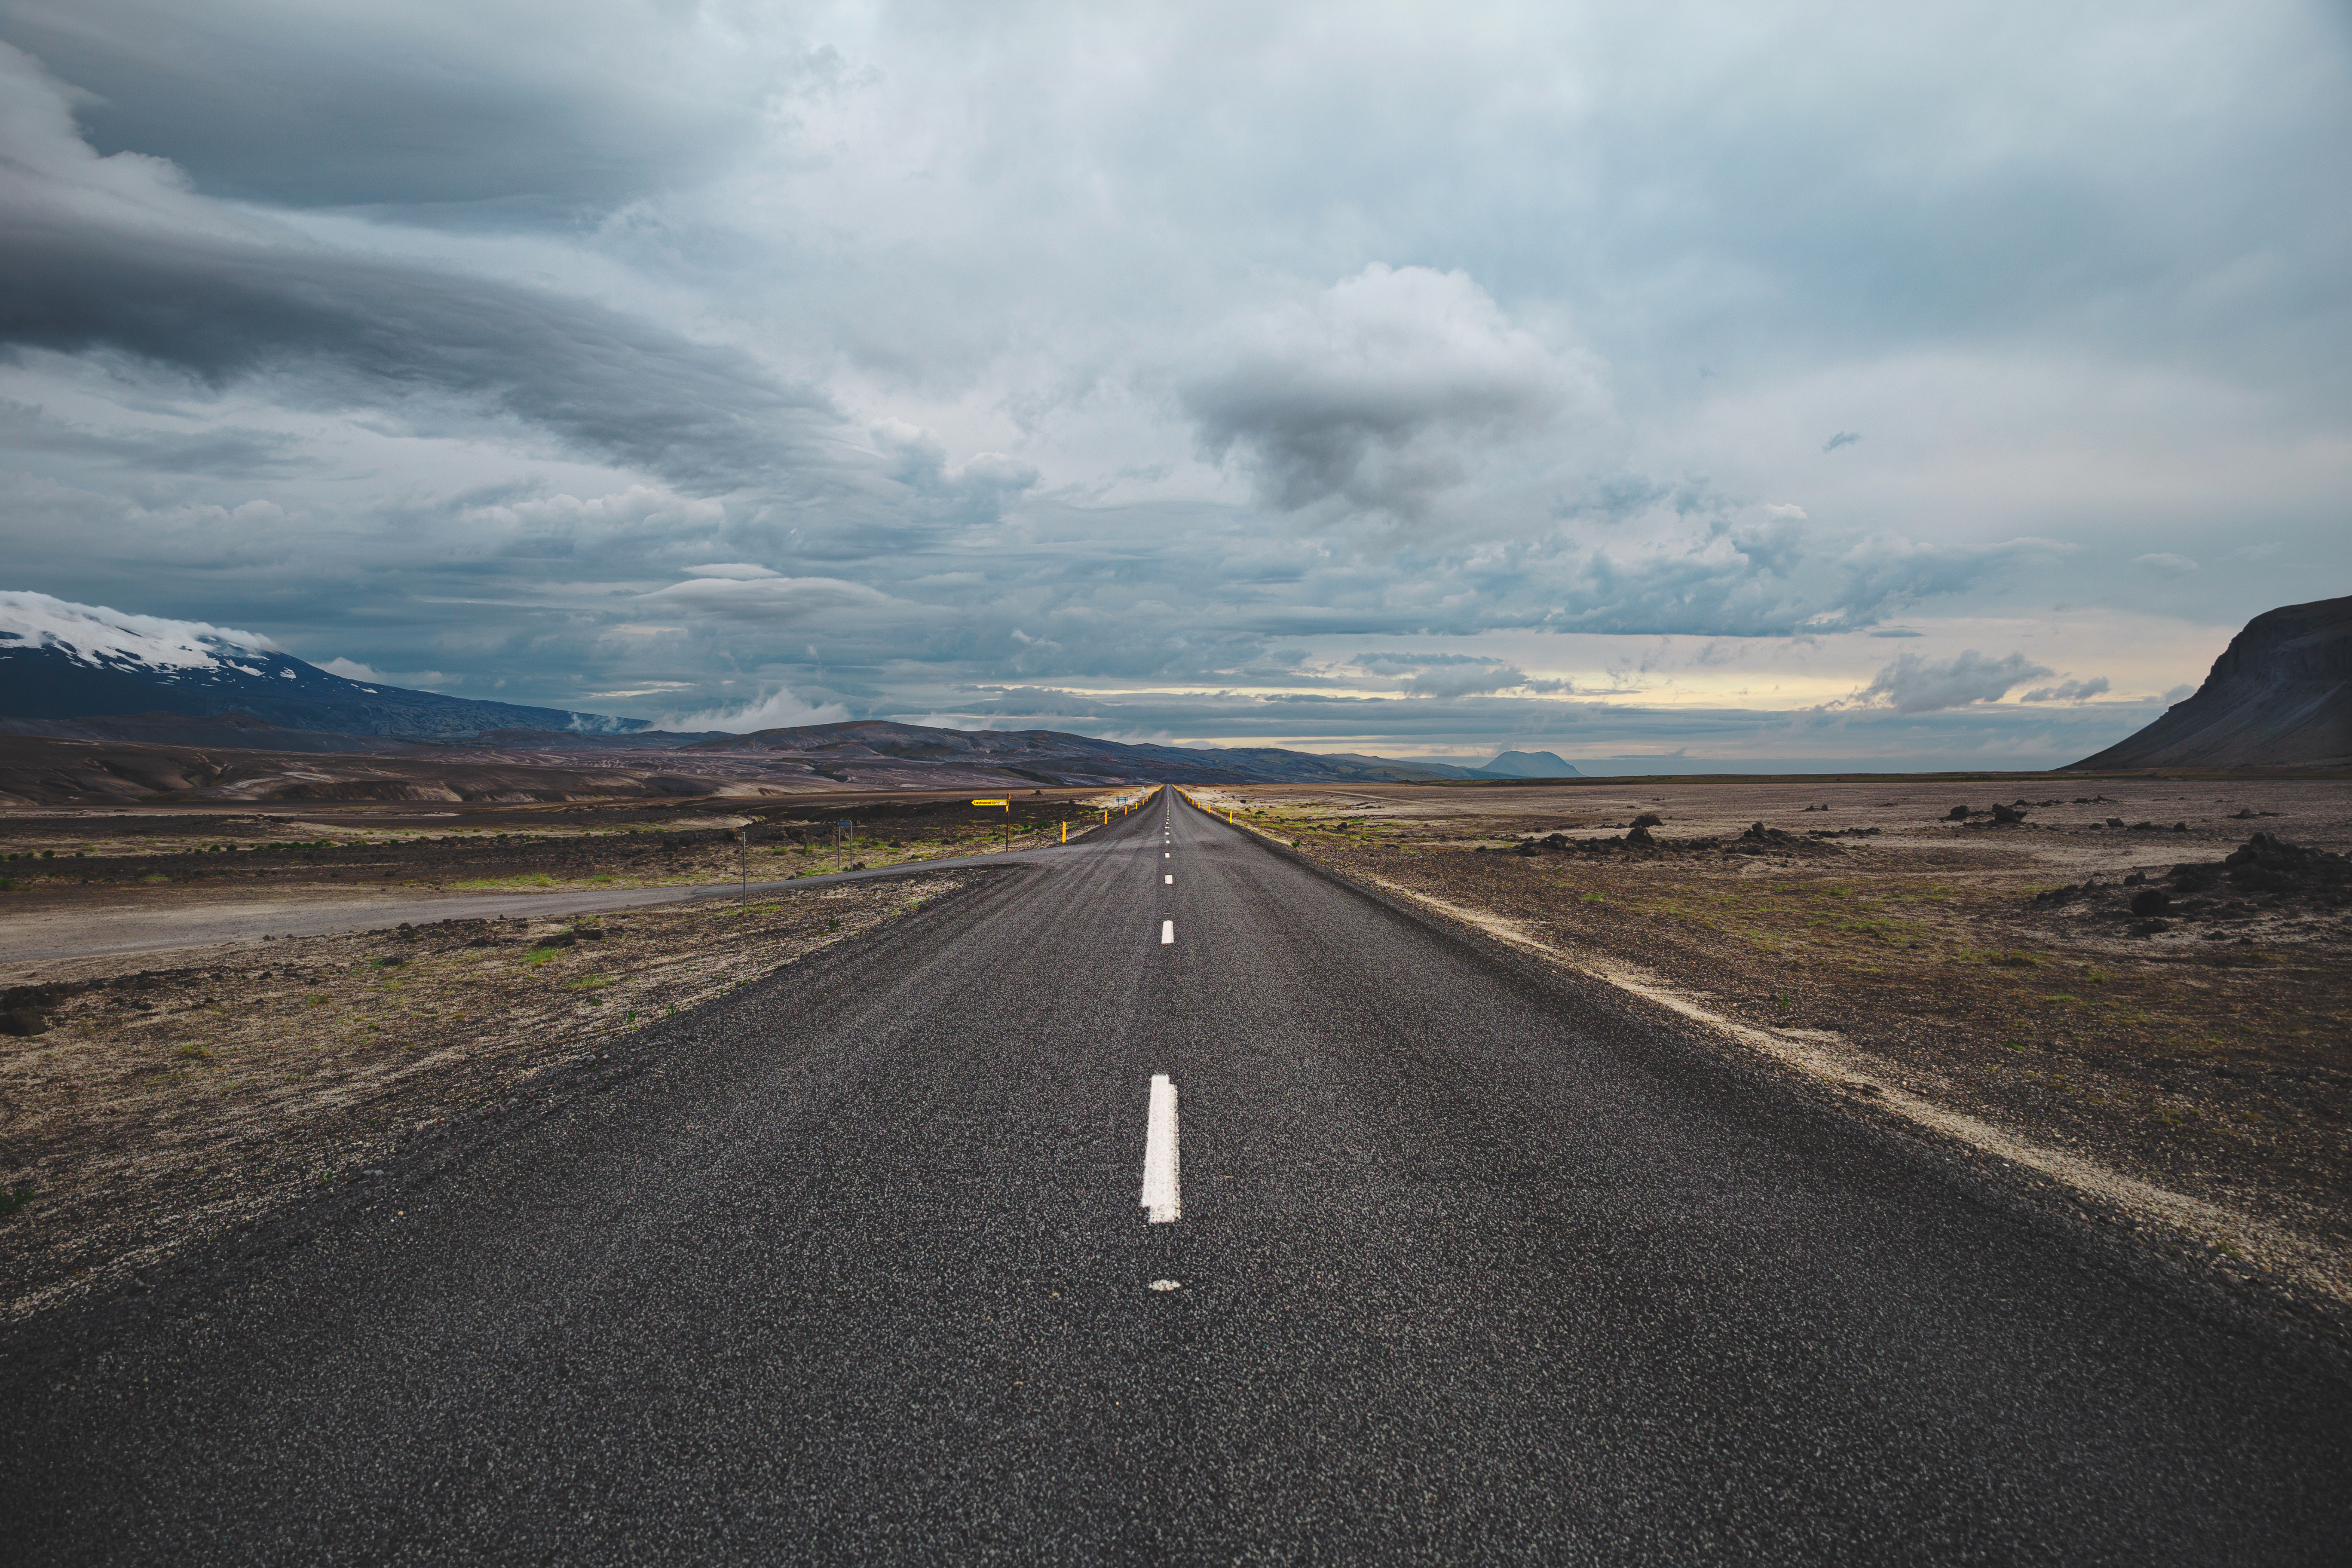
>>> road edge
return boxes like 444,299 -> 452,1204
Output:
1179,793 -> 2352,1373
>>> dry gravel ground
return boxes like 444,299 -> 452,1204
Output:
0,873 -> 968,1325
0,790 -> 1123,906
0,792 -> 1133,1326
1193,775 -> 2352,1334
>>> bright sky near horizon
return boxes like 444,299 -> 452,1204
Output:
0,2 -> 2345,768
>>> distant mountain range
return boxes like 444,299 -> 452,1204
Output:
0,591 -> 1590,796
2071,594 -> 2351,770
666,721 -> 1532,788
0,591 -> 643,739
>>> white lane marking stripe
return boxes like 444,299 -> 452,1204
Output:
1142,1074 -> 1180,1222
1165,874 -> 1173,883
1161,919 -> 1175,943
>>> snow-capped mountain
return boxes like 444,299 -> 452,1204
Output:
0,591 -> 647,739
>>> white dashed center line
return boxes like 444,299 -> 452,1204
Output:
1164,874 -> 1173,884
1161,919 -> 1175,944
1142,1074 -> 1180,1223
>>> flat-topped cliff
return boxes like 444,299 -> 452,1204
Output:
2070,595 -> 2351,769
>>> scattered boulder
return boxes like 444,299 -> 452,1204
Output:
1946,805 -> 1971,821
1631,812 -> 1664,830
1990,803 -> 2028,825
0,1008 -> 48,1037
2216,832 -> 2352,897
2030,833 -> 2350,940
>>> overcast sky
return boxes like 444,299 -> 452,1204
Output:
2,1 -> 2345,766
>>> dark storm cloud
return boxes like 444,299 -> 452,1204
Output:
0,0 -> 776,215
0,43 -> 837,496
0,222 -> 835,494
1182,265 -> 1580,526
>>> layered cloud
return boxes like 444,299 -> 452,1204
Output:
0,2 -> 2342,764
0,43 -> 838,495
635,576 -> 896,623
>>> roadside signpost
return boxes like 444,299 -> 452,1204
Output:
972,799 -> 1010,853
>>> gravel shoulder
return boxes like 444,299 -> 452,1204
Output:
1192,775 -> 2352,1333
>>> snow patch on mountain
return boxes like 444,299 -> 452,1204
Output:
0,591 -> 279,673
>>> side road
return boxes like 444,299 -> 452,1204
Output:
0,841 -> 1096,969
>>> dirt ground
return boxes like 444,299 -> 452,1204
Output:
0,872 -> 973,1325
0,788 -> 1130,907
1191,775 -> 2352,1326
0,788 -> 1155,1323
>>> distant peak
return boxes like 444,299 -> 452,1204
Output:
1479,749 -> 1582,778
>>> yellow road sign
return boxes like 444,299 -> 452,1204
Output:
972,798 -> 1009,807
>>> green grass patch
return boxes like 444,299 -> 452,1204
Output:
522,947 -> 560,966
565,975 -> 611,991
449,873 -> 559,891
0,1183 -> 38,1219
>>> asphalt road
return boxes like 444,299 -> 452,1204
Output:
3,788 -> 2346,1563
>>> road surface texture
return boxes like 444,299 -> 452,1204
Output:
3,789 -> 2346,1563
